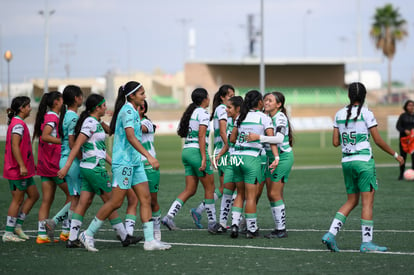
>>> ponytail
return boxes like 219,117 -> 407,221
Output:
59,85 -> 83,138
177,88 -> 208,137
33,91 -> 62,140
237,90 -> 262,128
74,94 -> 104,138
210,84 -> 234,121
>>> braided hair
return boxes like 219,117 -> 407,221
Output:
345,82 -> 367,128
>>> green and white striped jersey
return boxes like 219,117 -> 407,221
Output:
79,116 -> 106,169
265,110 -> 292,155
183,107 -> 211,149
140,117 -> 156,163
334,105 -> 377,162
213,104 -> 228,155
234,110 -> 273,157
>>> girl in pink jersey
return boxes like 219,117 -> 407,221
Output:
3,96 -> 39,242
33,91 -> 70,244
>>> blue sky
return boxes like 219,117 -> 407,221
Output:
0,0 -> 413,86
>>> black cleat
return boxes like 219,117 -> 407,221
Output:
264,229 -> 288,239
246,229 -> 260,239
121,234 -> 143,247
230,225 -> 239,239
66,239 -> 83,248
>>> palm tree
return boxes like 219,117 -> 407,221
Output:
370,3 -> 408,102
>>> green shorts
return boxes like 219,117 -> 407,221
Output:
41,176 -> 65,185
9,177 -> 35,191
223,160 -> 235,184
266,151 -> 294,183
182,148 -> 213,177
341,158 -> 378,194
60,156 -> 81,196
80,165 -> 111,195
232,155 -> 262,184
144,163 -> 160,193
216,152 -> 230,176
112,163 -> 148,190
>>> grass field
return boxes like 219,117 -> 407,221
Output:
1,133 -> 413,274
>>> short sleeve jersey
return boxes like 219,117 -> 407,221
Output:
141,117 -> 156,163
213,104 -> 228,154
79,116 -> 106,169
234,110 -> 273,157
112,102 -> 142,166
333,105 -> 377,162
61,110 -> 79,158
183,107 -> 211,149
265,111 -> 292,155
37,111 -> 61,177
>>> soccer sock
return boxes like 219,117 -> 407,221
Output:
204,199 -> 217,224
5,216 -> 17,234
16,212 -> 26,229
110,217 -> 127,241
270,200 -> 286,230
69,213 -> 83,241
328,212 -> 347,236
245,213 -> 258,232
68,209 -> 74,221
52,202 -> 71,225
231,207 -> 243,226
62,219 -> 70,234
214,188 -> 223,200
361,219 -> 374,243
124,214 -> 137,236
143,221 -> 154,242
219,188 -> 234,227
86,217 -> 104,237
38,220 -> 47,236
152,210 -> 161,231
195,201 -> 205,215
167,198 -> 183,218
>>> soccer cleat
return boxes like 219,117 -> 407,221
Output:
264,229 -> 288,239
190,208 -> 203,229
322,232 -> 339,252
143,239 -> 172,251
14,227 -> 30,240
2,232 -> 25,242
66,239 -> 83,248
44,219 -> 56,240
239,216 -> 247,234
36,235 -> 58,244
79,232 -> 98,252
217,224 -> 227,233
360,242 -> 387,253
246,229 -> 260,239
59,232 -> 70,242
207,222 -> 222,234
121,234 -> 143,247
154,229 -> 162,241
161,216 -> 177,231
230,225 -> 239,239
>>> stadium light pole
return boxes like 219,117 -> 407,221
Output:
39,0 -> 55,94
259,0 -> 265,95
302,9 -> 312,58
4,50 -> 12,106
122,26 -> 131,76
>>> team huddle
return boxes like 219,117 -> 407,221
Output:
2,81 -> 403,253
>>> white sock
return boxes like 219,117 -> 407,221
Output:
69,219 -> 82,241
219,193 -> 233,227
167,199 -> 183,218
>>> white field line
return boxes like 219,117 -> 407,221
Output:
3,229 -> 413,256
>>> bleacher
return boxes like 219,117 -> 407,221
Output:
236,87 -> 348,105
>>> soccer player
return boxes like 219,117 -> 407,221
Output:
44,85 -> 83,242
75,81 -> 171,252
321,82 -> 404,252
247,91 -> 294,238
190,84 -> 235,230
58,94 -> 138,248
33,91 -> 71,244
229,90 -> 279,238
137,100 -> 164,240
3,96 -> 39,242
162,88 -> 220,234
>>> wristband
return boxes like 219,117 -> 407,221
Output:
275,156 -> 280,160
393,152 -> 399,159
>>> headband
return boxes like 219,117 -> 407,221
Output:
125,84 -> 142,98
91,99 -> 105,111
